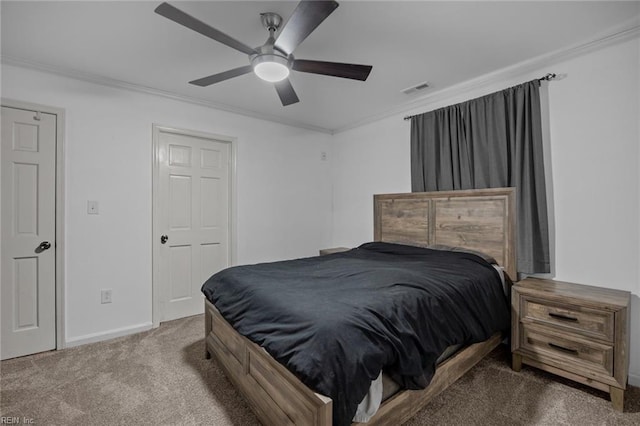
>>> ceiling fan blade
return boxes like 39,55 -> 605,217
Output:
189,65 -> 254,87
292,59 -> 372,81
274,79 -> 300,106
155,2 -> 256,56
274,0 -> 339,55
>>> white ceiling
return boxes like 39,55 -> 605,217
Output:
2,1 -> 639,133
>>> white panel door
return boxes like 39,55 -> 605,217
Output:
157,129 -> 230,322
1,106 -> 56,360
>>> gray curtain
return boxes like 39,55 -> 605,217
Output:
410,80 -> 549,274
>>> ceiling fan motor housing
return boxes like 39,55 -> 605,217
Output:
250,44 -> 293,66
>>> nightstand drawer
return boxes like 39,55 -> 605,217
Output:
521,296 -> 614,342
521,324 -> 614,377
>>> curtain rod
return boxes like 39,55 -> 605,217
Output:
403,73 -> 557,121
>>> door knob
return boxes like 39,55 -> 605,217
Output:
161,235 -> 168,244
37,241 -> 52,252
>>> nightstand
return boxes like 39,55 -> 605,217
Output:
511,278 -> 630,411
319,247 -> 350,256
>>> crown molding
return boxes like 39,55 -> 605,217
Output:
0,55 -> 334,135
333,18 -> 640,134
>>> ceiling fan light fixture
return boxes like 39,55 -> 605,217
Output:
252,54 -> 290,82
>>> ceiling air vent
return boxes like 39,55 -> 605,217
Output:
401,82 -> 430,95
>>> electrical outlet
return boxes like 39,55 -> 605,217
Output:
87,200 -> 99,215
320,151 -> 327,161
101,289 -> 112,304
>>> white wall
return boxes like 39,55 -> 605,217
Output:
331,37 -> 640,384
1,64 -> 332,345
2,34 -> 638,386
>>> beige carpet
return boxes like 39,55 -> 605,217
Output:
1,314 -> 638,425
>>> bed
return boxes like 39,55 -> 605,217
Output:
203,187 -> 516,425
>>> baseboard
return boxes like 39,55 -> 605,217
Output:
629,372 -> 640,387
64,322 -> 153,348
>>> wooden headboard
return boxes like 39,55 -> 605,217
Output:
374,188 -> 516,280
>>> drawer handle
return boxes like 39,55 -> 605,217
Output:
548,342 -> 579,354
548,312 -> 578,322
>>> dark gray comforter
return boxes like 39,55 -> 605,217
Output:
201,242 -> 510,425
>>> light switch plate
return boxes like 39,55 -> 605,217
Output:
101,289 -> 112,304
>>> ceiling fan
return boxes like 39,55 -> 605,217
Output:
155,0 -> 372,106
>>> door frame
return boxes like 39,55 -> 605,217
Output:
1,98 -> 66,350
151,124 -> 237,328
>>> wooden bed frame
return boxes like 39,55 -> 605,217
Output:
205,187 -> 516,425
